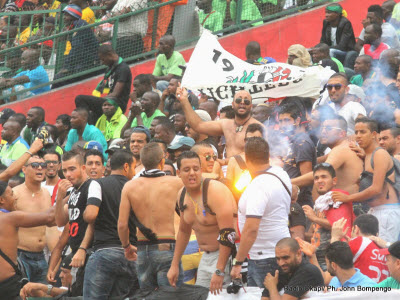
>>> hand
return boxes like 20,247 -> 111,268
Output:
129,101 -> 142,118
367,235 -> 388,248
331,217 -> 349,242
129,91 -> 137,102
70,248 -> 86,268
264,270 -> 279,291
20,282 -> 47,300
29,138 -> 44,154
176,83 -> 188,102
295,237 -> 316,257
58,179 -> 73,198
291,185 -> 299,202
349,142 -> 365,160
302,205 -> 316,222
124,244 -> 137,261
230,264 -> 242,279
210,273 -> 224,295
332,191 -> 350,203
47,268 -> 57,283
161,88 -> 170,100
217,158 -> 228,166
167,264 -> 180,287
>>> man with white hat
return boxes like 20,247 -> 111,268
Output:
347,84 -> 366,104
185,110 -> 218,154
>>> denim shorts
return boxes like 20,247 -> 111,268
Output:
17,249 -> 48,284
137,243 -> 183,290
247,257 -> 279,288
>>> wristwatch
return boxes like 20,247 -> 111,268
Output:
46,284 -> 53,295
233,258 -> 243,266
215,269 -> 225,277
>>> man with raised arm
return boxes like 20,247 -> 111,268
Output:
177,85 -> 262,158
168,151 -> 237,294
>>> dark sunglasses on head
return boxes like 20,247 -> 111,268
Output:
45,160 -> 59,165
235,98 -> 251,105
205,155 -> 217,162
27,162 -> 47,169
326,84 -> 344,91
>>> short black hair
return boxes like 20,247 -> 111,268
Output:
220,106 -> 235,119
368,23 -> 383,38
133,74 -> 151,86
9,175 -> 24,186
368,4 -> 384,20
44,149 -> 61,162
278,102 -> 302,121
98,44 -> 116,56
353,214 -> 379,236
31,106 -> 45,121
276,237 -> 300,253
149,138 -> 168,151
56,114 -> 71,129
157,118 -> 175,134
313,43 -> 330,55
313,162 -> 336,178
326,241 -> 354,270
177,151 -> 200,170
62,150 -> 84,165
164,159 -> 176,176
9,113 -> 26,128
355,116 -> 379,133
84,149 -> 104,164
246,123 -> 264,136
324,114 -> 348,133
73,107 -> 89,120
329,72 -> 349,85
110,150 -> 134,170
140,143 -> 164,170
245,137 -> 269,164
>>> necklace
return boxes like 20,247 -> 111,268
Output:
234,116 -> 251,133
186,180 -> 205,216
25,184 -> 42,198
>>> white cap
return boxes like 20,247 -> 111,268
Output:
348,84 -> 366,102
195,110 -> 212,122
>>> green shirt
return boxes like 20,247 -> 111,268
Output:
375,277 -> 400,289
95,107 -> 128,141
0,137 -> 29,167
230,0 -> 263,27
131,109 -> 165,128
212,0 -> 227,20
331,57 -> 345,73
350,74 -> 364,87
199,10 -> 224,32
152,51 -> 186,77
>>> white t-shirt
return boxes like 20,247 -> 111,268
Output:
41,181 -> 55,197
238,166 -> 291,260
329,101 -> 367,135
331,27 -> 337,46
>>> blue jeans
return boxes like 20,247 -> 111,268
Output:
137,243 -> 183,290
329,49 -> 358,69
17,249 -> 48,284
156,80 -> 169,92
247,257 -> 279,288
83,247 -> 139,300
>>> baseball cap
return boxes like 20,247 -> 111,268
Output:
195,110 -> 211,122
105,141 -> 126,155
379,241 -> 400,259
168,136 -> 195,150
0,108 -> 16,125
63,4 -> 82,19
348,84 -> 366,103
60,253 -> 73,270
84,141 -> 104,153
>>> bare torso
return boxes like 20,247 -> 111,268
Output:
14,184 -> 51,252
127,176 -> 183,240
221,118 -> 263,158
181,180 -> 237,252
326,141 -> 364,195
0,213 -> 19,282
364,149 -> 397,207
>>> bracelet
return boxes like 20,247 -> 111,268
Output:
123,243 -> 131,249
25,151 -> 33,157
78,247 -> 87,253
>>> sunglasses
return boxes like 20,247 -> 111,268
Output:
326,84 -> 344,91
204,155 -> 217,162
45,160 -> 59,165
321,126 -> 342,132
26,162 -> 47,169
235,98 -> 251,105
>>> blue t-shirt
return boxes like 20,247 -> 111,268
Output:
14,65 -> 50,95
329,269 -> 376,288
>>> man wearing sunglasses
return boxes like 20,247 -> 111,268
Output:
191,142 -> 220,178
327,73 -> 366,136
176,86 -> 262,159
13,156 -> 54,284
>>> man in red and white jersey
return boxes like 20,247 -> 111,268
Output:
331,214 -> 389,283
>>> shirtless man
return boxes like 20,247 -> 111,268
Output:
14,155 -> 55,283
168,151 -> 237,294
191,142 -> 222,180
332,117 -> 400,243
292,116 -> 363,195
177,85 -> 263,158
0,181 -> 54,300
118,143 -> 184,290
379,124 -> 400,161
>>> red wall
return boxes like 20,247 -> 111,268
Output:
1,0 -> 387,123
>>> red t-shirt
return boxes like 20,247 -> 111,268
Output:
349,236 -> 389,283
364,43 -> 390,60
325,189 -> 355,238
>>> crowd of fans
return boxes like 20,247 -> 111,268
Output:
2,1 -> 400,300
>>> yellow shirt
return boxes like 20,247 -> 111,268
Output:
17,27 -> 31,45
49,1 -> 61,17
64,7 -> 96,55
